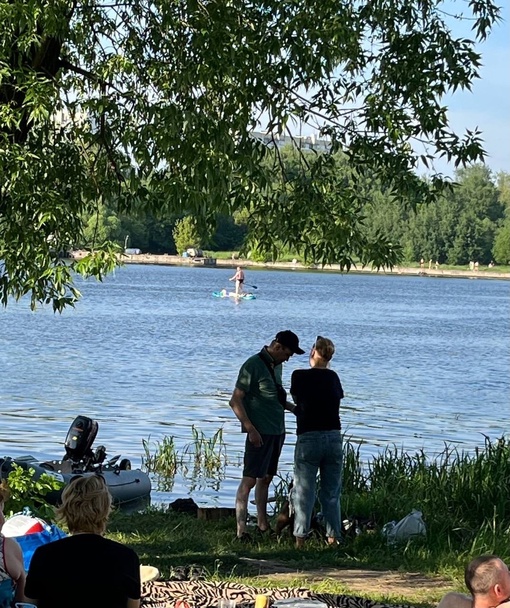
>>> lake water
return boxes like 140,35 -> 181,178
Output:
1,264 -> 509,507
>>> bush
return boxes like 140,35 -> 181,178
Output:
3,463 -> 63,522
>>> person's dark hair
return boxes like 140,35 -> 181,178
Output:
465,555 -> 502,595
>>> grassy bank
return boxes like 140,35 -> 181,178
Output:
106,436 -> 510,606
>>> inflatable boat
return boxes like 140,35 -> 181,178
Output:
0,415 -> 151,506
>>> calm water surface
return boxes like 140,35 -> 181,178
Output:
1,265 -> 509,506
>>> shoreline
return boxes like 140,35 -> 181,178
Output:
214,258 -> 510,280
69,251 -> 510,280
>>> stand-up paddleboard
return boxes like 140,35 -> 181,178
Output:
212,290 -> 256,300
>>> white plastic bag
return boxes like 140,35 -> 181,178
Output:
383,509 -> 426,544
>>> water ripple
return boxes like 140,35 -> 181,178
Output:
1,266 -> 508,506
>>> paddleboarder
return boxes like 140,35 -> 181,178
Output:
229,266 -> 245,297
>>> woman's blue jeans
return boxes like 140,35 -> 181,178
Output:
293,430 -> 343,539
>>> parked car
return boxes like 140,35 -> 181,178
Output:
186,247 -> 203,258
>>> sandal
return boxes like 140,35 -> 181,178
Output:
257,526 -> 277,539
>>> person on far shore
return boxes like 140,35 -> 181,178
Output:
0,481 -> 26,608
229,330 -> 304,542
437,555 -> 510,608
290,336 -> 344,549
25,475 -> 141,608
229,266 -> 245,296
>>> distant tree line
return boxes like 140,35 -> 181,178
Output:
79,154 -> 510,266
362,164 -> 510,266
80,206 -> 247,256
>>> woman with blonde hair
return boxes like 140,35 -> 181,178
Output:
25,474 -> 140,608
290,336 -> 345,548
0,481 -> 26,608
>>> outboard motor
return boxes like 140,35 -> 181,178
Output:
64,415 -> 98,464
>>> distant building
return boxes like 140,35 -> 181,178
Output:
53,107 -> 98,132
251,131 -> 330,153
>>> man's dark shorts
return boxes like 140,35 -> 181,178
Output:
243,433 -> 285,479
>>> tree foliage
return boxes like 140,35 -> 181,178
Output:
172,216 -> 202,254
0,0 -> 502,308
361,165 -> 505,266
493,221 -> 510,265
81,203 -> 122,247
3,463 -> 63,522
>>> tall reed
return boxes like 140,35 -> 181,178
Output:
142,435 -> 179,477
341,435 -> 510,550
183,426 -> 227,476
142,427 -> 228,490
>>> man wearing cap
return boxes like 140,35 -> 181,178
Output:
229,330 -> 304,541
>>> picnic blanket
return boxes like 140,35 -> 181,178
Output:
141,580 -> 412,608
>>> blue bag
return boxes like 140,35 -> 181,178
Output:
14,524 -> 68,571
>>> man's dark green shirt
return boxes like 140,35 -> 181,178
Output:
235,347 -> 285,434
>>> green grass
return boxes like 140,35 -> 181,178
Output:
107,436 -> 510,606
142,435 -> 179,477
342,437 -> 510,528
206,251 -> 239,260
105,507 -> 471,606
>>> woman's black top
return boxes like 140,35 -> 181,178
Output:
290,367 -> 344,435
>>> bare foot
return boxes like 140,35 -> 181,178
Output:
295,537 -> 305,549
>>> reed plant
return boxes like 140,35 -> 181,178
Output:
183,426 -> 228,476
341,435 -> 510,553
272,472 -> 294,515
142,427 -> 228,488
141,435 -> 179,477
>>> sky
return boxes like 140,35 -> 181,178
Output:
439,1 -> 510,176
291,2 -> 510,178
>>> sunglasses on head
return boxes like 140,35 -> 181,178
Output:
313,335 -> 323,349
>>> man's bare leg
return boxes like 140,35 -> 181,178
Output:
236,476 -> 256,537
254,474 -> 272,531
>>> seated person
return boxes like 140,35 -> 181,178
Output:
0,481 -> 26,608
25,475 -> 141,608
438,555 -> 510,608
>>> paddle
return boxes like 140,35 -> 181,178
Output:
227,281 -> 258,289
